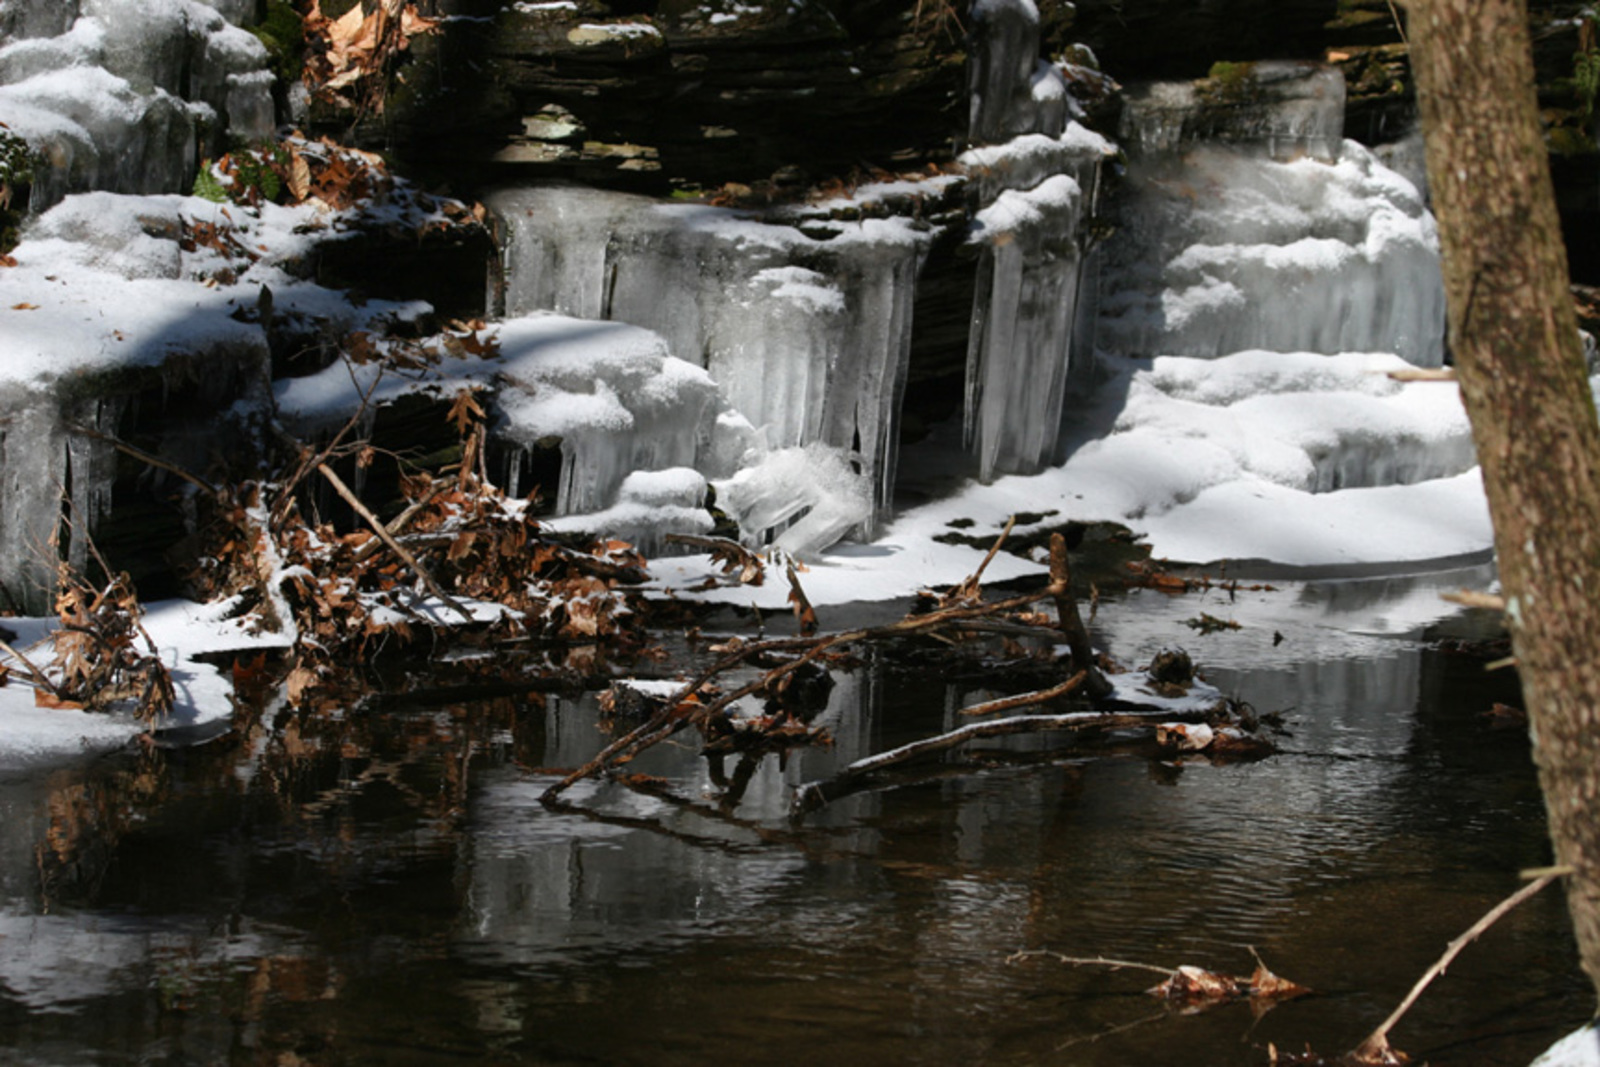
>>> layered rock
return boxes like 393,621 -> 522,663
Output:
378,0 -> 1076,190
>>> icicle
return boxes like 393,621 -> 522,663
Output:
965,175 -> 1088,480
487,190 -> 933,539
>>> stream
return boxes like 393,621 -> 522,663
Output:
0,563 -> 1588,1066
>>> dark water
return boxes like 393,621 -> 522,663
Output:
0,565 -> 1589,1066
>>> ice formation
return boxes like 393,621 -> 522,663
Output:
1118,62 -> 1347,162
490,186 -> 929,541
959,128 -> 1114,480
0,0 -> 274,210
1098,140 -> 1445,365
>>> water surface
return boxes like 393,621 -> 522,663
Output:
0,565 -> 1586,1065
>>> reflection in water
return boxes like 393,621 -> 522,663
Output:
0,569 -> 1587,1066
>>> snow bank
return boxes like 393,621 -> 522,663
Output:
0,597 -> 284,770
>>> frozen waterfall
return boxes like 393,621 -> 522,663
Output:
1098,140 -> 1445,365
1098,61 -> 1445,366
489,186 -> 931,541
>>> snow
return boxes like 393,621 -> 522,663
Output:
0,0 -> 272,210
648,347 -> 1499,609
0,596 -> 285,770
1533,1025 -> 1600,1067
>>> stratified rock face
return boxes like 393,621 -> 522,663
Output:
1072,0 -> 1336,80
382,0 -> 1076,189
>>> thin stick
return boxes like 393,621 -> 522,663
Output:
315,462 -> 475,622
959,674 -> 1090,716
951,515 -> 1015,601
67,424 -> 218,498
793,703 -> 1211,813
1350,871 -> 1563,1063
0,635 -> 62,698
1386,0 -> 1408,47
1006,949 -> 1177,977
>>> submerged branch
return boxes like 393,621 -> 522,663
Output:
541,584 -> 1077,806
791,695 -> 1215,813
1348,870 -> 1564,1064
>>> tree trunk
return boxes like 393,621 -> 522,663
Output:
1405,0 -> 1600,1003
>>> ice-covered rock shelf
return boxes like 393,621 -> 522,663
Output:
0,0 -> 273,211
0,0 -> 1520,613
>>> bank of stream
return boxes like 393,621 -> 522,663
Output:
0,562 -> 1587,1066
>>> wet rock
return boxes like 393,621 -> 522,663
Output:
373,0 -> 1073,190
1146,646 -> 1195,687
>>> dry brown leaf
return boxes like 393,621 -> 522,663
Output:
34,689 -> 85,711
1148,965 -> 1242,1006
1248,962 -> 1312,1002
287,151 -> 312,202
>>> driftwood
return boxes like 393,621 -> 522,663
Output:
1049,532 -> 1113,699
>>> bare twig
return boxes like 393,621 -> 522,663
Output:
270,360 -> 384,528
1006,949 -> 1178,977
949,515 -> 1015,602
1386,0 -> 1408,47
1349,870 -> 1564,1064
315,462 -> 475,622
0,634 -> 62,698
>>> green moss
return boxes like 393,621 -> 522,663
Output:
1547,120 -> 1597,157
0,126 -> 37,254
1201,61 -> 1260,105
250,0 -> 305,84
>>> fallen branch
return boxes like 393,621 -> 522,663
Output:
541,585 -> 1075,805
663,533 -> 766,584
958,673 -> 1091,717
1348,869 -> 1565,1065
790,693 -> 1231,812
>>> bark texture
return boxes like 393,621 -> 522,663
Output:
1405,0 -> 1600,1002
